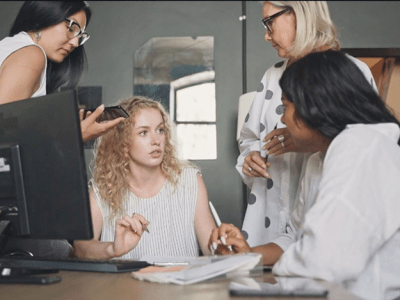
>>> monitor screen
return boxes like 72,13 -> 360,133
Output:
0,90 -> 93,242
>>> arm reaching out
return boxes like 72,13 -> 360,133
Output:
79,105 -> 125,142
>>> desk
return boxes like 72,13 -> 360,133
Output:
2,271 -> 360,300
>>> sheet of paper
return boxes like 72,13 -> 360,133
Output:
132,253 -> 262,285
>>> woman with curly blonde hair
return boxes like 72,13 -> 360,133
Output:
74,96 -> 216,259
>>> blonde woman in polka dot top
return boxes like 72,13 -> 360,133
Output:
235,2 -> 375,251
74,96 -> 216,260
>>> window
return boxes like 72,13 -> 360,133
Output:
133,36 -> 216,160
170,71 -> 216,160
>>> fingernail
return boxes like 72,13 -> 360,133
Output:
265,139 -> 271,144
266,151 -> 270,155
264,172 -> 271,179
220,236 -> 227,245
212,242 -> 217,251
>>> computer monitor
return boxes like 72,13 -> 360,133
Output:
0,90 -> 93,253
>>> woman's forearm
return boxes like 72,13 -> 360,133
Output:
73,240 -> 116,260
251,243 -> 284,266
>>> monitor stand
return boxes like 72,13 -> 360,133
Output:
0,219 -> 61,284
0,144 -> 61,284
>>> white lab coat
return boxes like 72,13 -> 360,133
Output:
273,123 -> 400,300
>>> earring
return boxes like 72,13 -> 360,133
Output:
36,31 -> 41,41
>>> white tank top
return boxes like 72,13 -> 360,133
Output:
0,31 -> 47,97
91,167 -> 200,260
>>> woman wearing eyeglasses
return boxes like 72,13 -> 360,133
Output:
236,2 -> 376,252
0,1 -> 123,260
0,1 -> 123,142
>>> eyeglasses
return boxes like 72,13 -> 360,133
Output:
64,18 -> 90,46
261,8 -> 292,34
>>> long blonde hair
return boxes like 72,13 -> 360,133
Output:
92,96 -> 192,217
268,1 -> 340,58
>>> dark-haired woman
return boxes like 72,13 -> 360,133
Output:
236,1 -> 377,250
0,1 -> 124,141
0,1 -> 123,259
210,50 -> 400,300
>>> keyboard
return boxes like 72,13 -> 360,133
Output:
0,256 -> 152,273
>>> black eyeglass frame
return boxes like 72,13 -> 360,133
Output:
64,18 -> 90,46
261,7 -> 292,34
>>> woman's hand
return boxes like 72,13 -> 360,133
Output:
110,213 -> 150,258
243,151 -> 271,178
208,223 -> 251,255
79,105 -> 125,142
263,128 -> 298,156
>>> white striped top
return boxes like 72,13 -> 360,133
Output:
90,167 -> 200,259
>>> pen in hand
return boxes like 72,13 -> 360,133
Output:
265,123 -> 278,163
265,122 -> 278,163
142,224 -> 150,234
209,201 -> 233,252
132,213 -> 150,233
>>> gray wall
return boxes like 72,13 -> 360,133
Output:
1,1 -> 399,229
245,1 -> 400,92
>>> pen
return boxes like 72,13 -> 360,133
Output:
209,201 -> 233,251
153,262 -> 189,266
265,123 -> 278,163
142,224 -> 150,234
132,213 -> 150,233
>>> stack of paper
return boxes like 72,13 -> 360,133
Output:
132,253 -> 262,285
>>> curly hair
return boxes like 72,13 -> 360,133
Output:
92,96 -> 193,217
